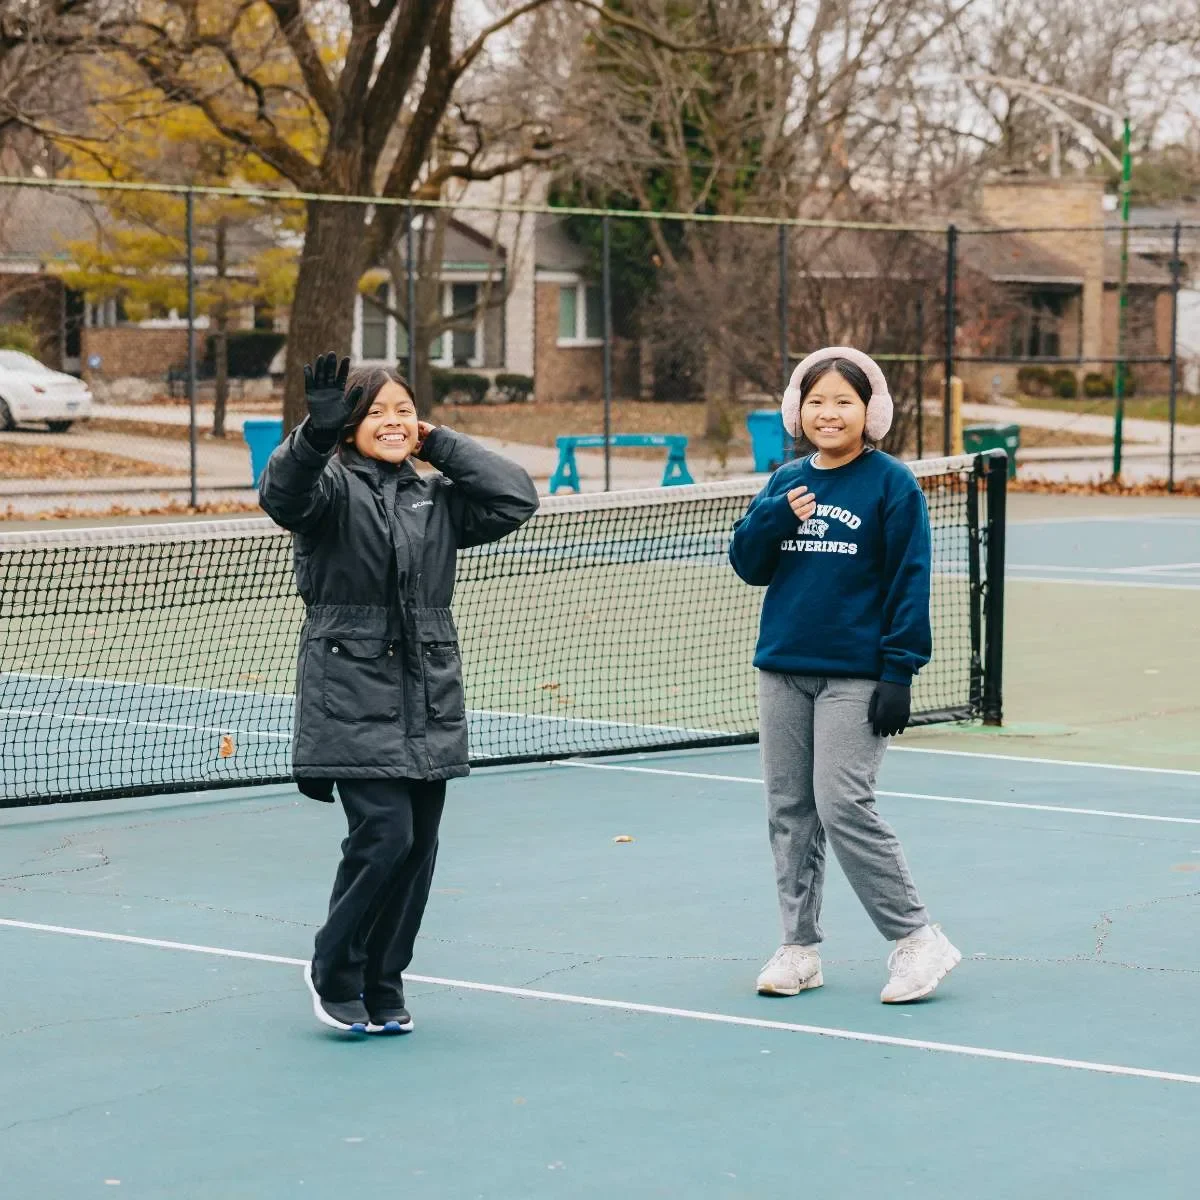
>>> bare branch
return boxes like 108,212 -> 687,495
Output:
266,0 -> 339,121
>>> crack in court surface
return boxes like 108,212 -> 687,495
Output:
0,1084 -> 169,1136
0,988 -> 282,1044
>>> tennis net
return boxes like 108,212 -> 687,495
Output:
0,452 -> 1006,806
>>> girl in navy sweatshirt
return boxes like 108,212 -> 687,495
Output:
729,346 -> 960,1004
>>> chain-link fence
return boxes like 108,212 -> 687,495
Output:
0,177 -> 1196,516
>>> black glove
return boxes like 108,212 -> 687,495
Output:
868,680 -> 911,738
303,351 -> 361,436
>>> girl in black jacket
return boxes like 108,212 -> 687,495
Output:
260,353 -> 538,1034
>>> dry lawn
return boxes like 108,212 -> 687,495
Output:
0,442 -> 175,480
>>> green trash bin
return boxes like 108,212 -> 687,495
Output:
962,423 -> 1019,479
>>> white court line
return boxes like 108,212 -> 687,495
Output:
1009,516 -> 1200,527
1009,562 -> 1200,577
559,761 -> 1200,825
0,670 -> 295,704
0,707 -> 291,741
0,698 -> 732,748
1,917 -> 1197,1087
1005,574 -> 1200,591
890,746 -> 1200,778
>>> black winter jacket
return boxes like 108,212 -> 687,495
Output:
258,421 -> 538,790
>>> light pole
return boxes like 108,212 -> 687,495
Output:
957,74 -> 1132,479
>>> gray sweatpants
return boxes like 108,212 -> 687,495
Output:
759,671 -> 929,945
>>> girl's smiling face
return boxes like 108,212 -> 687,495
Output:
800,368 -> 867,463
351,381 -> 420,462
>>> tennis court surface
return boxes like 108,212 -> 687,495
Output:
2,745 -> 1198,1197
3,456 -> 1198,1197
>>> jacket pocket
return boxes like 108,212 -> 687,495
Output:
415,607 -> 466,724
322,636 -> 402,723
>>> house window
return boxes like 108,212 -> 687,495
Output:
429,283 -> 481,367
449,282 -> 479,366
356,279 -> 482,367
557,283 -> 604,345
85,298 -> 126,328
1010,290 -> 1066,358
361,283 -> 389,361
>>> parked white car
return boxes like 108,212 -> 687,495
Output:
0,350 -> 93,433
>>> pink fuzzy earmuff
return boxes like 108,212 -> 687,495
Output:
781,346 -> 894,442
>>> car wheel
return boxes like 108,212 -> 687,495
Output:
47,420 -> 73,433
0,398 -> 13,431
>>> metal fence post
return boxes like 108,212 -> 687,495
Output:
602,214 -> 613,492
186,189 -> 197,508
778,223 -> 789,396
1168,221 -> 1182,493
406,203 -> 417,394
943,224 -> 957,458
915,291 -> 925,460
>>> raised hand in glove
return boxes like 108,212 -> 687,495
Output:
303,351 -> 362,437
868,680 -> 911,739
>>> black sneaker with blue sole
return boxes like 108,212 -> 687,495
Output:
304,963 -> 369,1034
366,1006 -> 414,1035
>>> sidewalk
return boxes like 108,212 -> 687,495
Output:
958,400 -> 1200,453
90,401 -> 261,434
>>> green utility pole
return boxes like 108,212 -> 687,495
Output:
1112,116 -> 1132,480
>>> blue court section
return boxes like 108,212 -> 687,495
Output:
1,744 -> 1198,1197
1006,514 -> 1200,588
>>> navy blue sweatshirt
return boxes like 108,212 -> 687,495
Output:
729,449 -> 932,685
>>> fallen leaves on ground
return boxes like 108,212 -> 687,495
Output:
1,499 -> 264,522
0,443 -> 175,480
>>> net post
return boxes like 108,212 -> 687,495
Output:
602,214 -> 613,492
982,449 -> 1008,726
966,453 -> 983,720
943,224 -> 957,459
186,189 -> 197,509
1168,221 -> 1182,493
778,223 -> 789,395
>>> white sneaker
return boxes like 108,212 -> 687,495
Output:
881,925 -> 961,1004
756,944 -> 823,995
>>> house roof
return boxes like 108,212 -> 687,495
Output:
1101,240 -> 1173,286
955,229 -> 1087,285
0,183 -> 287,272
0,185 -> 100,264
784,224 -> 1093,287
786,219 -> 1171,289
433,217 -> 506,270
534,213 -> 589,273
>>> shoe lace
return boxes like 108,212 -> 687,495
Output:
887,943 -> 921,978
772,945 -> 814,969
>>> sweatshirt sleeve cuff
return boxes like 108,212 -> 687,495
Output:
760,492 -> 798,535
879,665 -> 913,686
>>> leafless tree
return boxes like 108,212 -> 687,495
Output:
532,0 -> 968,438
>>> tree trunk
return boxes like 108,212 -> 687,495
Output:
702,224 -> 736,442
213,318 -> 229,438
408,340 -> 433,417
282,200 -> 371,430
212,220 -> 229,438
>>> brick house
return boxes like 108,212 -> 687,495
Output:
351,210 -> 614,403
0,183 -> 273,388
0,185 -> 92,374
6,172 -> 1170,404
350,176 -> 1173,405
960,174 -> 1175,396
